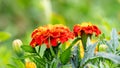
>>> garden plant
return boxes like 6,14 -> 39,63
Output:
7,22 -> 120,68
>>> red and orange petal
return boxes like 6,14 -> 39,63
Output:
73,25 -> 82,36
73,23 -> 101,37
30,24 -> 74,48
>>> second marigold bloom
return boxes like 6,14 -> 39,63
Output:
30,24 -> 74,48
73,22 -> 101,37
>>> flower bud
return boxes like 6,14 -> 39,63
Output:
25,61 -> 36,68
12,39 -> 23,54
99,44 -> 108,52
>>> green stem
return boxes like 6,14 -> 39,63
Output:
68,37 -> 81,49
38,46 -> 40,53
49,38 -> 56,57
50,46 -> 56,57
81,33 -> 91,51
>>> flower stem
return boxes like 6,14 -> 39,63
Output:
49,38 -> 56,57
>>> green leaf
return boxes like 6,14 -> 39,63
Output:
21,45 -> 36,53
96,52 -> 120,64
0,32 -> 10,42
107,29 -> 119,53
71,43 -> 80,68
61,64 -> 72,68
12,58 -> 25,68
60,48 -> 71,65
99,33 -> 105,40
60,38 -> 81,65
35,46 -> 40,53
99,61 -> 104,68
40,44 -> 47,58
111,29 -> 119,49
50,58 -> 59,68
80,38 -> 97,67
34,57 -> 46,67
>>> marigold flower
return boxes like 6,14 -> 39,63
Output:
25,62 -> 36,68
30,24 -> 74,48
73,22 -> 101,37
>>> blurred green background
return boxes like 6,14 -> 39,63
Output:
0,0 -> 120,67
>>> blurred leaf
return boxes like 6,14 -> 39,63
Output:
12,58 -> 25,68
50,13 -> 65,25
21,45 -> 36,53
40,44 -> 46,58
61,64 -> 72,68
0,32 -> 10,42
87,64 -> 98,68
96,52 -> 120,64
7,64 -> 16,68
99,61 -> 104,68
35,46 -> 39,53
99,33 -> 105,40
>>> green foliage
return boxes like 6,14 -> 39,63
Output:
80,38 -> 97,67
60,38 -> 80,65
40,44 -> 47,58
96,52 -> 120,64
35,44 -> 47,58
7,58 -> 25,68
60,48 -> 71,65
21,45 -> 36,53
71,43 -> 80,68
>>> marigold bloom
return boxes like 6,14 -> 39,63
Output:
25,62 -> 36,68
30,24 -> 74,48
73,22 -> 101,37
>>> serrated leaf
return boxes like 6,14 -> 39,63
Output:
80,40 -> 97,67
111,29 -> 119,53
86,37 -> 91,46
60,48 -> 71,64
96,52 -> 120,64
40,44 -> 46,58
21,45 -> 36,53
71,43 -> 80,68
0,32 -> 10,42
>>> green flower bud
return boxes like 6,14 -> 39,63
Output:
99,44 -> 108,52
12,39 -> 23,55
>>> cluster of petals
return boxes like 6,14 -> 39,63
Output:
30,24 -> 74,48
73,22 -> 101,37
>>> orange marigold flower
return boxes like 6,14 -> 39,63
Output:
73,22 -> 101,37
25,62 -> 36,68
30,24 -> 74,48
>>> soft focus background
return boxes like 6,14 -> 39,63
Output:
0,0 -> 120,67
